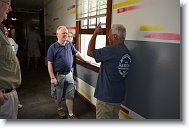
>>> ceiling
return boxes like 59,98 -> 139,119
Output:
3,0 -> 50,31
11,0 -> 48,12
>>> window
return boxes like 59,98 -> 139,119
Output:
80,34 -> 106,67
76,0 -> 112,69
77,0 -> 107,28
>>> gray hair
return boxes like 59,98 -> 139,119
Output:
111,24 -> 126,41
56,26 -> 67,32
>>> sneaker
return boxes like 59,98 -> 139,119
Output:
57,109 -> 66,118
68,114 -> 77,119
18,104 -> 23,110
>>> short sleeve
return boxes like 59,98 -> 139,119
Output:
71,43 -> 77,55
47,46 -> 54,62
93,47 -> 114,63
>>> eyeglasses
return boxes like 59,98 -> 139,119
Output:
0,0 -> 11,6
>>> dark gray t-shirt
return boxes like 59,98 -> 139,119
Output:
93,43 -> 131,103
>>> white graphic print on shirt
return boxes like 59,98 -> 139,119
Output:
118,54 -> 131,77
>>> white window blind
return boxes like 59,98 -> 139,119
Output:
76,0 -> 107,20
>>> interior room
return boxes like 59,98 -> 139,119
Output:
1,0 -> 180,120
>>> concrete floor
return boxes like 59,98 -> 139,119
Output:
16,55 -> 96,119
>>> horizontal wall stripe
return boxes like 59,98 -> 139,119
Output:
78,86 -> 92,101
67,26 -> 76,30
74,76 -> 97,106
119,110 -> 132,119
144,33 -> 180,41
113,0 -> 141,9
120,105 -> 145,119
117,6 -> 138,13
67,5 -> 76,11
120,106 -> 129,114
140,25 -> 165,31
70,10 -> 76,14
53,17 -> 59,21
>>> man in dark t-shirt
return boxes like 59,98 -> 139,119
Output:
47,25 -> 90,119
87,23 -> 131,119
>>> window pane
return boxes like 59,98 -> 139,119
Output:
99,0 -> 107,15
81,19 -> 88,29
89,0 -> 97,17
77,0 -> 107,20
89,18 -> 96,28
97,16 -> 106,28
95,35 -> 106,49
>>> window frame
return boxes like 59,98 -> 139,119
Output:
75,0 -> 112,73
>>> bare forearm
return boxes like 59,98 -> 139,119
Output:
87,32 -> 97,57
87,23 -> 102,57
48,61 -> 55,79
76,52 -> 86,62
48,61 -> 58,85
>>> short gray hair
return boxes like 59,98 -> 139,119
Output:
111,24 -> 126,41
56,26 -> 67,32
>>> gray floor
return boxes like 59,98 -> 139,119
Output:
17,57 -> 96,119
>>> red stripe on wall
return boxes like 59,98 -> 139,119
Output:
67,5 -> 76,11
144,33 -> 180,41
67,26 -> 76,30
53,17 -> 59,21
120,106 -> 129,114
117,6 -> 138,13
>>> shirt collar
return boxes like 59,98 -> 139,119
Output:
54,41 -> 69,48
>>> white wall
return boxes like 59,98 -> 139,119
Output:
112,0 -> 180,43
45,0 -> 76,36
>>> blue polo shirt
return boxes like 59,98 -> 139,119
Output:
93,43 -> 131,103
47,41 -> 77,73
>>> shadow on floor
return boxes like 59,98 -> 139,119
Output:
17,55 -> 96,119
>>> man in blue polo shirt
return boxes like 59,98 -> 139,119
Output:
47,25 -> 89,119
87,23 -> 131,119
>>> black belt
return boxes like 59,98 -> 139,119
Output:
56,71 -> 70,75
2,88 -> 13,93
